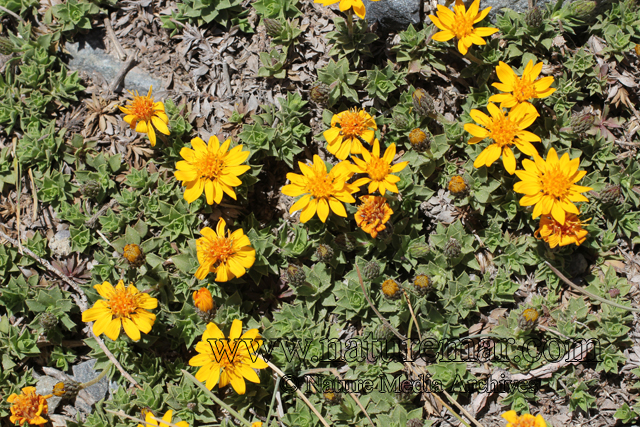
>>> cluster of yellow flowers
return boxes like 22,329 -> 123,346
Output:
119,89 -> 257,283
283,108 -> 408,238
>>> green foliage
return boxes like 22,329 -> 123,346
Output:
258,48 -> 288,79
253,0 -> 301,20
317,58 -> 359,106
161,0 -> 251,34
365,61 -> 406,102
326,17 -> 378,67
45,0 -> 101,33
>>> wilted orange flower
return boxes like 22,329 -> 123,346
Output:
501,410 -> 546,427
351,140 -> 408,195
323,108 -> 377,160
6,387 -> 52,426
195,218 -> 255,282
175,136 -> 251,205
82,280 -> 157,341
189,319 -> 268,394
429,0 -> 499,55
118,86 -> 169,147
193,288 -> 214,312
534,213 -> 589,248
355,195 -> 393,238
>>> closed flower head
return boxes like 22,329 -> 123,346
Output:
118,86 -> 169,147
82,280 -> 157,341
514,148 -> 592,225
282,155 -> 359,223
429,0 -> 499,55
175,136 -> 251,205
501,410 -> 547,427
195,218 -> 255,282
465,102 -> 540,175
189,319 -> 268,394
534,213 -> 589,248
355,195 -> 393,238
489,61 -> 556,108
323,108 -> 377,160
352,140 -> 408,195
7,387 -> 52,426
193,288 -> 215,313
137,410 -> 189,427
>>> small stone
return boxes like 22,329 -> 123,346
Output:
72,360 -> 109,413
363,0 -> 421,33
49,229 -> 71,257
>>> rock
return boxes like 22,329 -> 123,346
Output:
35,374 -> 62,413
72,359 -> 110,413
66,34 -> 164,93
49,229 -> 71,257
567,252 -> 589,277
363,0 -> 421,33
436,0 -> 576,23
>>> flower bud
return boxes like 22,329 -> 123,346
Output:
443,238 -> 461,259
412,88 -> 435,117
363,260 -> 381,280
40,312 -> 58,330
598,184 -> 622,205
335,233 -> 357,252
518,308 -> 540,331
413,274 -> 432,295
461,295 -> 476,310
123,243 -> 145,268
315,243 -> 334,263
0,37 -> 14,55
525,6 -> 543,27
408,242 -> 430,258
193,288 -> 215,313
381,279 -> 402,300
264,18 -> 283,37
286,264 -> 306,286
309,81 -> 330,105
53,380 -> 80,400
80,180 -> 101,200
569,111 -> 595,134
408,128 -> 431,153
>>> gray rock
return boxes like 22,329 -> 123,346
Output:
72,359 -> 109,413
363,0 -> 421,33
35,375 -> 63,413
66,35 -> 163,93
436,0 -> 575,23
49,229 -> 71,257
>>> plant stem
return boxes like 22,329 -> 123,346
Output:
181,369 -> 253,427
264,376 -> 281,427
346,9 -> 354,38
80,364 -> 112,389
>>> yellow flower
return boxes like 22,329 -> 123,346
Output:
118,86 -> 170,147
489,60 -> 556,108
137,410 -> 189,427
513,148 -> 592,225
501,410 -> 546,427
313,0 -> 379,19
193,288 -> 214,312
252,423 -> 263,427
175,136 -> 251,205
6,387 -> 52,426
195,218 -> 255,282
534,213 -> 589,248
429,0 -> 499,55
448,176 -> 467,194
355,195 -> 393,238
82,280 -> 157,341
323,108 -> 377,160
465,102 -> 540,175
282,155 -> 359,223
189,319 -> 268,394
351,140 -> 408,195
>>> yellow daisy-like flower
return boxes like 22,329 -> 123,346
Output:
489,60 -> 556,109
534,213 -> 589,248
189,319 -> 268,394
429,0 -> 499,55
82,280 -> 157,341
118,86 -> 170,147
465,102 -> 540,175
252,423 -> 263,427
355,195 -> 393,238
137,410 -> 189,427
313,0 -> 379,19
351,140 -> 409,195
501,410 -> 546,427
175,136 -> 251,205
195,218 -> 255,282
6,387 -> 52,426
323,108 -> 377,160
513,148 -> 592,225
282,155 -> 359,223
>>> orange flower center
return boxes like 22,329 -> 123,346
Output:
510,416 -> 538,427
512,77 -> 537,103
197,152 -> 225,181
522,308 -> 539,322
305,170 -> 335,199
109,288 -> 139,318
540,166 -> 571,200
448,176 -> 467,193
339,110 -> 367,138
11,391 -> 47,422
209,340 -> 253,370
452,14 -> 474,39
367,158 -> 390,181
203,235 -> 235,267
489,116 -> 518,147
130,95 -> 155,122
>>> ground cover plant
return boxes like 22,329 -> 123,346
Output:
1,0 -> 640,426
